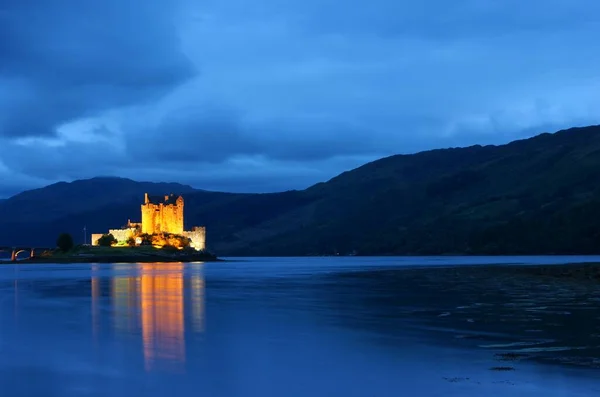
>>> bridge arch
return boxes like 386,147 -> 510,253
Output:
0,246 -> 52,261
14,250 -> 31,259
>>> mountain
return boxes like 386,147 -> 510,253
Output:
0,177 -> 199,246
0,177 -> 197,223
3,125 -> 600,255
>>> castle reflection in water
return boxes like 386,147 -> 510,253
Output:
90,263 -> 204,372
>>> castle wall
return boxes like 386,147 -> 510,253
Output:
93,194 -> 202,249
141,203 -> 158,234
184,227 -> 206,251
109,228 -> 136,243
141,197 -> 183,235
175,199 -> 184,233
161,201 -> 183,235
91,234 -> 103,246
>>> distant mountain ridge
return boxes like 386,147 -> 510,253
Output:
2,125 -> 600,255
0,177 -> 197,223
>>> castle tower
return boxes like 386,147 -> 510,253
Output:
141,193 -> 184,235
174,195 -> 184,234
141,196 -> 154,234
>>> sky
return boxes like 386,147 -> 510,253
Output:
1,0 -> 600,197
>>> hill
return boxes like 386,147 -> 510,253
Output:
0,177 -> 200,246
2,125 -> 600,255
0,177 -> 197,223
229,125 -> 600,256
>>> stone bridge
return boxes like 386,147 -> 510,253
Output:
0,246 -> 54,262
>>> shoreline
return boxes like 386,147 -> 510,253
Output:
3,255 -> 600,268
0,254 -> 222,264
3,256 -> 600,267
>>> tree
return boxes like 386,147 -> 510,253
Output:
126,237 -> 136,247
56,233 -> 74,252
97,233 -> 117,247
138,233 -> 152,246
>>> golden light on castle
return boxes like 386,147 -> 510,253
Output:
91,193 -> 206,251
141,193 -> 184,235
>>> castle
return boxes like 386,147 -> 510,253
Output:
141,193 -> 184,235
91,193 -> 206,250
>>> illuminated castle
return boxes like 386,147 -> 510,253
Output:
141,193 -> 184,235
91,193 -> 206,250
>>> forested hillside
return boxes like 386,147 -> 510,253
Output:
2,126 -> 600,256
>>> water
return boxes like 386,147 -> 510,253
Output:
1,256 -> 600,396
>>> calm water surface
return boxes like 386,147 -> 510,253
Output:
1,256 -> 600,397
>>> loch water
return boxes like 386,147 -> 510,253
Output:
1,256 -> 600,397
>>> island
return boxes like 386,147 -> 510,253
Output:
1,193 -> 219,263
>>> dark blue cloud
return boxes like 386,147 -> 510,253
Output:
0,0 -> 193,138
1,0 -> 600,197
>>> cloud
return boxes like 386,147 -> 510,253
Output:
0,0 -> 193,138
292,0 -> 600,39
0,158 -> 52,198
2,0 -> 600,197
123,102 -> 394,164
